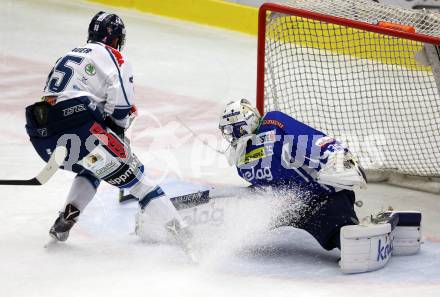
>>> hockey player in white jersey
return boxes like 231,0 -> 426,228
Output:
24,12 -> 190,248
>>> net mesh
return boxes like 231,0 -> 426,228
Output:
263,0 -> 440,177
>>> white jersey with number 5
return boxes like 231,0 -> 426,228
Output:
43,42 -> 134,125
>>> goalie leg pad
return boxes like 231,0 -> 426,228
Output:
392,211 -> 422,256
340,223 -> 393,274
340,211 -> 422,273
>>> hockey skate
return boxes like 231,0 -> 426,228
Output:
49,204 -> 80,242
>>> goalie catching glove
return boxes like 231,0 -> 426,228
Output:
317,150 -> 367,190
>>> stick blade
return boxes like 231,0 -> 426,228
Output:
35,146 -> 67,184
0,146 -> 67,186
0,177 -> 41,186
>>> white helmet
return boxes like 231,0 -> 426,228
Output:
219,99 -> 261,146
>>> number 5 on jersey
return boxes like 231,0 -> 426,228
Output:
46,55 -> 84,93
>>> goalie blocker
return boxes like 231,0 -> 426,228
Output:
340,211 -> 422,274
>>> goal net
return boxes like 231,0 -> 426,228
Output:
257,0 -> 440,177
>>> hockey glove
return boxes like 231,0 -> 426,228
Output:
317,151 -> 367,190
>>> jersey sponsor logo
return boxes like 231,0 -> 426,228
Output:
315,136 -> 335,147
262,119 -> 284,129
106,156 -> 141,186
84,153 -> 103,165
84,63 -> 96,76
81,149 -> 122,178
95,160 -> 119,177
62,104 -> 87,116
238,147 -> 267,166
86,155 -> 117,177
255,130 -> 276,145
242,167 -> 273,182
377,234 -> 393,262
90,123 -> 128,159
98,160 -> 120,178
72,47 -> 92,54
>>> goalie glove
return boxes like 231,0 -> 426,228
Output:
317,151 -> 367,190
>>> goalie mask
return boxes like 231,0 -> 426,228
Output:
219,99 -> 261,147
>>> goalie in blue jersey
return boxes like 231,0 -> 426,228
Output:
218,99 -> 422,273
219,99 -> 367,250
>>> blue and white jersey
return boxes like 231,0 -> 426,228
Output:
236,111 -> 347,197
43,42 -> 134,127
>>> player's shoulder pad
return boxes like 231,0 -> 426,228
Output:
262,110 -> 326,138
260,110 -> 288,130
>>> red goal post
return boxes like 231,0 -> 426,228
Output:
255,0 -> 440,178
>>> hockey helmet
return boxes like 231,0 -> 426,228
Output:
88,11 -> 126,51
219,99 -> 261,145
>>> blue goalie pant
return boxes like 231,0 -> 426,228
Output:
272,190 -> 358,250
25,96 -> 136,189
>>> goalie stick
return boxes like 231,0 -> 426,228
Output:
120,190 -> 211,210
0,146 -> 67,186
175,116 -> 229,155
120,185 -> 364,207
119,186 -> 264,207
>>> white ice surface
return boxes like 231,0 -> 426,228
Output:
0,0 -> 439,296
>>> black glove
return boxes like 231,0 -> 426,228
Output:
104,116 -> 125,139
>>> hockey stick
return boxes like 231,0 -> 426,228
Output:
0,146 -> 67,186
119,186 -> 258,208
119,190 -> 211,210
175,116 -> 229,155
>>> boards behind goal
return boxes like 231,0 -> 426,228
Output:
256,0 -> 440,187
